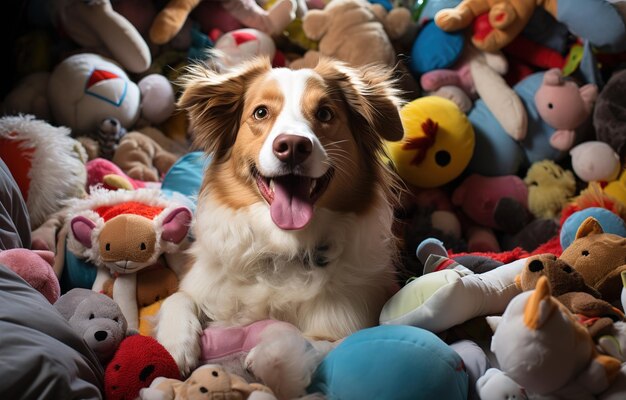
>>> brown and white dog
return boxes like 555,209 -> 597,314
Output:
155,56 -> 405,379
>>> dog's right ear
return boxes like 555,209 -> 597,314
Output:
178,58 -> 272,159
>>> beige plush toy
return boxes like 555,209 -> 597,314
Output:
290,0 -> 398,69
112,131 -> 179,182
139,364 -> 276,400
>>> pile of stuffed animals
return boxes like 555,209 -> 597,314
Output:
3,0 -> 626,398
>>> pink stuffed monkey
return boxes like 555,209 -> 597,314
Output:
535,68 -> 598,152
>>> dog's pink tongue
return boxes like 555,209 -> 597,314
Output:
270,176 -> 313,230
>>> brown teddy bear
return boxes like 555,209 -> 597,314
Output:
113,131 -> 179,182
517,253 -> 624,337
560,217 -> 626,306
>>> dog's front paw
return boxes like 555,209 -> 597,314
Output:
155,293 -> 203,376
158,328 -> 202,376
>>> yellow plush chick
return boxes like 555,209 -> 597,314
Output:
386,96 -> 475,188
524,160 -> 576,219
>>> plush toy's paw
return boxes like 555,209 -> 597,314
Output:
435,9 -> 469,31
488,3 -> 516,29
267,0 -> 296,35
549,129 -> 576,151
472,29 -> 510,53
150,7 -> 191,45
476,368 -> 528,400
126,165 -> 160,182
433,86 -> 473,113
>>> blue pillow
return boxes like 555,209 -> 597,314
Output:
409,20 -> 465,76
160,151 -> 211,212
560,207 -> 626,250
308,325 -> 468,399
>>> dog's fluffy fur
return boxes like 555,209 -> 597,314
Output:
156,57 -> 405,393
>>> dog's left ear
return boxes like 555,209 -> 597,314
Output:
315,59 -> 404,142
178,58 -> 272,158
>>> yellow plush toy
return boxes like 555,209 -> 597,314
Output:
386,96 -> 475,188
434,0 -> 558,52
524,160 -> 576,219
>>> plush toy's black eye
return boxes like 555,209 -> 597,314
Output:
200,387 -> 208,393
528,181 -> 538,186
253,106 -> 269,120
548,103 -> 554,109
316,106 -> 334,122
89,313 -> 95,320
212,371 -> 219,377
140,242 -> 146,250
435,150 -> 451,167
105,243 -> 110,251
582,250 -> 590,256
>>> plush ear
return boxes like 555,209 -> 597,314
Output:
485,316 -> 502,333
301,10 -> 330,41
576,217 -> 604,239
523,275 -> 556,330
579,84 -> 599,113
161,207 -> 192,244
543,68 -> 563,86
314,58 -> 404,142
177,58 -> 272,159
71,216 -> 97,248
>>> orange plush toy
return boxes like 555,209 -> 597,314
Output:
434,0 -> 558,52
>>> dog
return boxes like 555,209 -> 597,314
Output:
155,56 -> 405,384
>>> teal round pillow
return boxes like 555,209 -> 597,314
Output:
560,207 -> 626,250
307,325 -> 468,399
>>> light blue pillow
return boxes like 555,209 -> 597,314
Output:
308,325 -> 468,399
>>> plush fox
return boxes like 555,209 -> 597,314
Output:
479,276 -> 626,399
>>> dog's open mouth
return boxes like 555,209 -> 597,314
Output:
253,167 -> 334,230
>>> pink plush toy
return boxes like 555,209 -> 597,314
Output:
86,158 -> 149,192
535,68 -> 599,152
452,174 -> 529,232
0,249 -> 60,303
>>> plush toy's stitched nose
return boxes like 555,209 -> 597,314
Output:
528,259 -> 544,272
273,134 -> 312,166
95,330 -> 108,342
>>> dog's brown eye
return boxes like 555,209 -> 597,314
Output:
316,107 -> 333,122
253,106 -> 269,120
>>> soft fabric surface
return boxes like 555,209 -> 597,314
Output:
0,264 -> 103,399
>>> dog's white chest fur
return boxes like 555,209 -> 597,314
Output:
181,191 -> 395,339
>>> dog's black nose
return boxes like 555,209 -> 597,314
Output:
273,134 -> 312,166
94,331 -> 108,342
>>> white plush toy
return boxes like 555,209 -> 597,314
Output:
213,29 -> 276,70
479,276 -> 626,399
0,115 -> 87,230
47,53 -> 175,135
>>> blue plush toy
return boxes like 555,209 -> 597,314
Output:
307,325 -> 468,399
467,71 -> 565,177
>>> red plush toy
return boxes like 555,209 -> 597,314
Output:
105,334 -> 180,400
